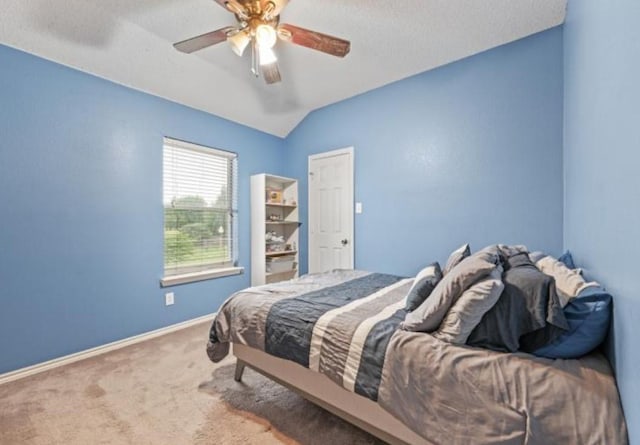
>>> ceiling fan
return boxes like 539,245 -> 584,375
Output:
173,0 -> 351,85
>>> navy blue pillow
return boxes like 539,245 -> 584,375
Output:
558,250 -> 576,269
533,286 -> 612,359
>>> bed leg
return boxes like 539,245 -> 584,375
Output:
234,360 -> 246,382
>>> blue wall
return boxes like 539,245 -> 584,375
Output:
0,44 -> 286,374
285,28 -> 565,276
563,0 -> 640,440
0,27 -> 567,376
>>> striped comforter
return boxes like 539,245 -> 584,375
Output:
208,270 -> 411,402
207,270 -> 628,445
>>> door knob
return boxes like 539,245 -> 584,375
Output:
341,239 -> 349,246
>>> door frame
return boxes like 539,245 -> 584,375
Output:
308,146 -> 355,273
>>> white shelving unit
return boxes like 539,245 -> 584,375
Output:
251,174 -> 300,286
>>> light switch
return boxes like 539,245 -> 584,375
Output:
355,202 -> 363,214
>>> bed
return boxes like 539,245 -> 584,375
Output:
207,269 -> 628,445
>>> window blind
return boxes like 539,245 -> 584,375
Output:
163,138 -> 238,277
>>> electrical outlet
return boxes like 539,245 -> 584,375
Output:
165,292 -> 175,306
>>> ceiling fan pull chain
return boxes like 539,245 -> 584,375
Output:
251,40 -> 260,77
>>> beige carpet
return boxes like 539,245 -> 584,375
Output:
0,322 -> 384,445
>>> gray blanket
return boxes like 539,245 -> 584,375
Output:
207,270 -> 628,444
468,252 -> 569,352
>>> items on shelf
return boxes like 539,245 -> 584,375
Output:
266,255 -> 296,274
265,231 -> 286,252
266,188 -> 282,204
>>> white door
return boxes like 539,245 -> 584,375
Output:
308,147 -> 354,273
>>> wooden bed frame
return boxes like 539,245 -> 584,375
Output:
232,343 -> 431,445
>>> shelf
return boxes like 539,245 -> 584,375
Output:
266,269 -> 298,278
266,202 -> 297,208
265,221 -> 301,225
264,174 -> 297,186
265,250 -> 298,257
253,173 -> 299,287
266,269 -> 298,284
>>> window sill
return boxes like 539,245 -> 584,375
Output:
160,267 -> 244,287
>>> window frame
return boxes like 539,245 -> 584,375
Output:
160,137 -> 243,287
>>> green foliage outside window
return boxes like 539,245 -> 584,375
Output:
164,194 -> 232,273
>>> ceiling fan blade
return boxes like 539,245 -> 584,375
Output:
278,24 -> 350,58
262,61 -> 282,84
213,0 -> 249,19
173,27 -> 235,54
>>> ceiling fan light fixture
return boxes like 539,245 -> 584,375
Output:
258,46 -> 277,66
255,24 -> 277,49
228,30 -> 251,56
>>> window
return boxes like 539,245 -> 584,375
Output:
162,138 -> 240,285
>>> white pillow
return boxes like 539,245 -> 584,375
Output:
528,251 -> 546,263
535,256 -> 598,306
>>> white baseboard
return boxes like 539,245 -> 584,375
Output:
0,313 -> 216,386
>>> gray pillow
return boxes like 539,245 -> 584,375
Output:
497,244 -> 528,258
401,249 -> 499,332
442,243 -> 471,275
405,262 -> 442,312
433,266 -> 504,344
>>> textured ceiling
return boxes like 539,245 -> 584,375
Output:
0,0 -> 566,137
